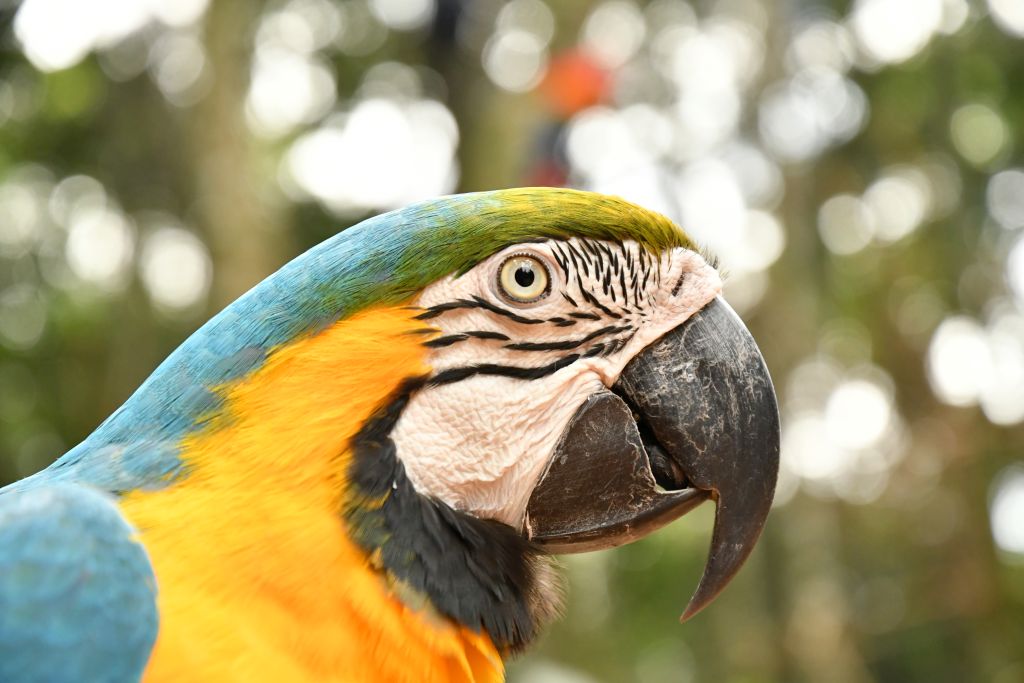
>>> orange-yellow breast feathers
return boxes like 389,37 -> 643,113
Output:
117,306 -> 503,683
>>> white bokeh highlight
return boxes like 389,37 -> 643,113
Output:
14,0 -> 210,72
140,226 -> 212,313
246,48 -> 336,136
581,1 -> 646,69
848,0 -> 944,65
781,361 -> 904,504
285,98 -> 459,214
482,30 -> 549,93
988,0 -> 1024,38
987,169 -> 1024,230
990,464 -> 1024,557
927,316 -> 993,407
368,0 -> 435,32
927,311 -> 1024,425
65,207 -> 135,292
759,68 -> 867,163
1009,236 -> 1024,304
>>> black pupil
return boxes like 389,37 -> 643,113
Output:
514,265 -> 535,288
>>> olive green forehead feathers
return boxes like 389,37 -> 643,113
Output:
392,187 -> 695,277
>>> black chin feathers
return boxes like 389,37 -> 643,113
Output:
342,378 -> 562,654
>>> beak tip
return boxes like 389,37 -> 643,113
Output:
678,572 -> 722,623
678,604 -> 701,623
677,488 -> 776,624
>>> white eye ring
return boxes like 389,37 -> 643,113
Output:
497,253 -> 551,304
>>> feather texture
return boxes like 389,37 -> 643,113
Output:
0,484 -> 158,683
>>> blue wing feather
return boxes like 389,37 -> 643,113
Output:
0,483 -> 158,683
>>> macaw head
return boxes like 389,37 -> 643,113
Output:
57,187 -> 779,661
332,188 -> 780,650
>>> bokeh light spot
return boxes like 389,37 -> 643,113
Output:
285,98 -> 458,213
1008,236 -> 1024,304
981,308 -> 1024,425
988,0 -> 1024,38
863,168 -> 932,243
14,0 -> 209,72
849,0 -> 944,65
922,308 -> 1024,426
483,29 -> 548,93
782,361 -> 903,502
149,31 -> 210,107
740,210 -> 786,271
368,0 -> 435,32
927,316 -> 991,407
787,20 -> 855,74
246,47 -> 336,137
825,379 -> 893,450
818,194 -> 874,255
719,141 -> 784,209
48,175 -> 106,227
0,182 -> 44,257
950,103 -> 1009,167
990,464 -> 1024,557
140,227 -> 212,313
581,1 -> 646,69
497,0 -> 556,47
986,169 -> 1024,230
676,160 -> 746,257
759,68 -> 867,162
0,285 -> 47,351
784,411 -> 848,482
65,206 -> 135,292
150,0 -> 210,28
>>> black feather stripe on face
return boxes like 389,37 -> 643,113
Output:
342,378 -> 562,654
428,354 -> 582,386
412,238 -> 659,384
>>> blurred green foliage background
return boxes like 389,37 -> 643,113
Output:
1,0 -> 1024,681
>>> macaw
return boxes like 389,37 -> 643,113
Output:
0,188 -> 779,683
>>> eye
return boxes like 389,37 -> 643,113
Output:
497,254 -> 550,304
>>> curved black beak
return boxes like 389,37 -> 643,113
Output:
523,297 -> 780,621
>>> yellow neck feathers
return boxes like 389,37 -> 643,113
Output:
118,306 -> 504,683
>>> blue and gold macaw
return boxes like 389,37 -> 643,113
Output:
0,188 -> 779,682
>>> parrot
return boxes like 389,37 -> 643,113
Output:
0,188 -> 780,683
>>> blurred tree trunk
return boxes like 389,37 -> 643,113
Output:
189,0 -> 293,307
